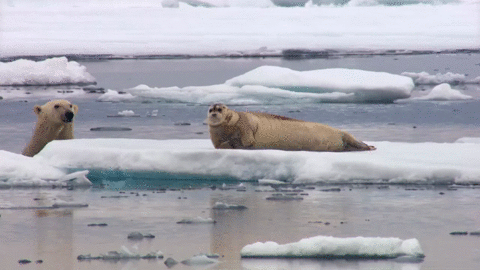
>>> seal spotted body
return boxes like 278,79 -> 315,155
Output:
206,104 -> 375,152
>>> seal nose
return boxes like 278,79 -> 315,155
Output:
65,111 -> 74,122
211,113 -> 217,117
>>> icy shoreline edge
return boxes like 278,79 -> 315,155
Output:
1,48 -> 479,62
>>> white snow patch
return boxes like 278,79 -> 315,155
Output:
0,57 -> 96,86
240,235 -> 425,259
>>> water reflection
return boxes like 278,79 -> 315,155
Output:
34,192 -> 74,269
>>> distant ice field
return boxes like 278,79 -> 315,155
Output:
0,0 -> 478,58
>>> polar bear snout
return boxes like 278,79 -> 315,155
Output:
63,111 -> 75,123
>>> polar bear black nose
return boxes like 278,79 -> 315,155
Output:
65,111 -> 74,122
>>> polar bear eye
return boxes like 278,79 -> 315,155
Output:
54,105 -> 60,109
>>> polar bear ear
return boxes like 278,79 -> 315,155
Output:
34,105 -> 42,115
72,104 -> 79,114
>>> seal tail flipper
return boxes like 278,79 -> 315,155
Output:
342,132 -> 376,151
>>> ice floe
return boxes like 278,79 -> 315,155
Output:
241,235 -> 425,260
401,71 -> 480,85
97,89 -> 136,102
177,216 -> 216,224
124,66 -> 414,104
1,1 -> 478,57
0,57 -> 96,86
0,137 -> 476,186
181,254 -> 219,265
212,202 -> 248,210
412,83 -> 472,101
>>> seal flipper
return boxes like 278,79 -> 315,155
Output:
342,133 -> 376,151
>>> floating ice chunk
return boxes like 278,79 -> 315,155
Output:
413,83 -> 472,101
401,71 -> 479,85
0,150 -> 66,187
177,216 -> 216,224
266,193 -> 303,201
117,110 -> 137,117
97,89 -> 136,102
241,236 -> 425,259
181,254 -> 218,265
225,66 -> 414,103
0,57 -> 96,86
455,137 -> 480,144
125,66 -> 414,104
127,83 -> 351,105
212,202 -> 247,210
258,179 -> 288,185
58,170 -> 92,187
146,109 -> 159,117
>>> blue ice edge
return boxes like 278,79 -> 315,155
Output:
240,236 -> 425,262
79,169 -> 243,190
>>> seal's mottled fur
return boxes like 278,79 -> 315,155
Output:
207,104 -> 375,152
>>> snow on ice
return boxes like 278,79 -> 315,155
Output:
1,137 -> 479,187
240,235 -> 425,259
411,83 -> 472,101
0,0 -> 478,57
118,66 -> 414,104
401,71 -> 480,85
0,57 -> 96,86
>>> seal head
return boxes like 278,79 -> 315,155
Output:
207,103 -> 239,127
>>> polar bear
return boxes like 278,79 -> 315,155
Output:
22,99 -> 79,157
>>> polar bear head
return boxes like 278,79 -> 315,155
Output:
34,99 -> 78,125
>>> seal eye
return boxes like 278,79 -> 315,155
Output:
218,109 -> 222,113
54,105 -> 60,109
209,109 -> 213,113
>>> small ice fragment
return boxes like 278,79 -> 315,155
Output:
258,179 -> 288,185
266,194 -> 303,201
59,170 -> 92,187
176,216 -> 216,224
181,254 -> 218,265
212,202 -> 247,210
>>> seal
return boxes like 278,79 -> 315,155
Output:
206,103 -> 375,152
